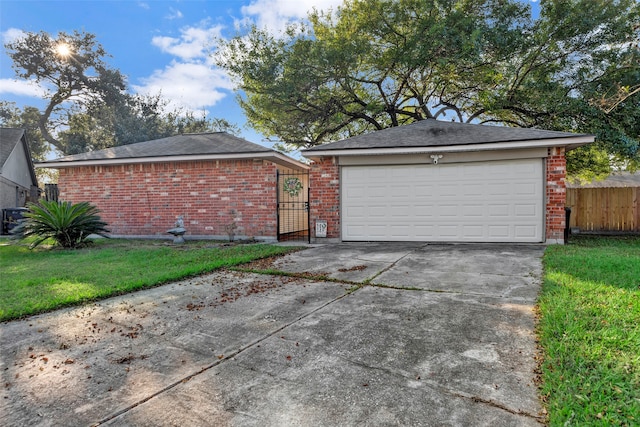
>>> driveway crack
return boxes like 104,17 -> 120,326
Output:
445,390 -> 546,423
90,284 -> 358,426
335,354 -> 544,423
363,247 -> 423,284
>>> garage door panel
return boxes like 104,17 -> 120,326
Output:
438,205 -> 459,217
390,225 -> 411,237
438,225 -> 460,237
390,206 -> 410,217
488,183 -> 510,196
488,204 -> 510,217
439,183 -> 461,197
515,204 -> 537,217
414,185 -> 435,197
462,205 -> 484,217
390,186 -> 411,198
462,225 -> 484,237
345,206 -> 365,218
368,185 -> 388,198
514,182 -> 537,196
488,225 -> 510,238
370,208 -> 388,218
515,225 -> 538,238
341,159 -> 543,242
463,183 -> 485,197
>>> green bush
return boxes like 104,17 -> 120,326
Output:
11,200 -> 110,249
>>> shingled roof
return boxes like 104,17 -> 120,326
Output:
1,128 -> 28,166
37,132 -> 307,170
303,119 -> 593,157
1,128 -> 38,186
566,172 -> 640,188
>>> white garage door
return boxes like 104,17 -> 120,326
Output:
342,159 -> 544,242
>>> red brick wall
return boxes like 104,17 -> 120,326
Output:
57,159 -> 278,239
545,147 -> 567,243
309,157 -> 340,239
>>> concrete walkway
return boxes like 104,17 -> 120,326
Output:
1,243 -> 546,426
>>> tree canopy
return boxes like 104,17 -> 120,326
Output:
4,30 -> 239,157
216,0 -> 640,178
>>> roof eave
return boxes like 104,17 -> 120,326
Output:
302,136 -> 594,160
36,151 -> 310,170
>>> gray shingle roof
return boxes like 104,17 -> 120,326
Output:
46,132 -> 273,163
1,128 -> 27,166
566,172 -> 640,188
1,127 -> 38,186
303,119 -> 590,152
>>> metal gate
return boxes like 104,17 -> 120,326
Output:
277,170 -> 310,243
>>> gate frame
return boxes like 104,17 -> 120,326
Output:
276,170 -> 310,243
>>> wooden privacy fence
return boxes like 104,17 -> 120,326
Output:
566,187 -> 639,232
43,183 -> 59,202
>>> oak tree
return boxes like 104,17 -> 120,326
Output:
216,0 -> 639,177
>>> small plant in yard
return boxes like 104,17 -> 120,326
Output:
225,221 -> 238,242
11,200 -> 110,249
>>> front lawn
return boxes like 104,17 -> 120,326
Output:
0,238 -> 299,322
538,235 -> 640,425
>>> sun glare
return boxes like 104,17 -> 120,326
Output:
55,42 -> 72,58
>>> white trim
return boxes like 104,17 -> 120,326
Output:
36,152 -> 309,170
338,147 -> 548,166
303,136 -> 594,159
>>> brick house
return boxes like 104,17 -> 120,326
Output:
37,133 -> 309,241
302,119 -> 594,244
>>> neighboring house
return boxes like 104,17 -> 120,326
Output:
566,171 -> 640,188
566,172 -> 640,233
1,128 -> 39,224
302,119 -> 594,244
37,133 -> 309,241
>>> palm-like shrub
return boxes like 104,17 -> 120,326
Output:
11,200 -> 110,249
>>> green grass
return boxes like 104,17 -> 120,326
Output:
538,235 -> 640,425
0,238 -> 300,322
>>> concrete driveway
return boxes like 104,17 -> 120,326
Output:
1,243 -> 546,426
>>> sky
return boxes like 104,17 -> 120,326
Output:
0,0 -> 540,155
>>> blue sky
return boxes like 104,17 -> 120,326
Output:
1,0 -> 540,153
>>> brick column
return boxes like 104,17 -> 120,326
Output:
546,147 -> 567,243
309,157 -> 340,240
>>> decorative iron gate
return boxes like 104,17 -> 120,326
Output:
277,170 -> 310,242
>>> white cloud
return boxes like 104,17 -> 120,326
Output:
2,27 -> 26,44
151,24 -> 223,61
136,20 -> 231,112
240,0 -> 343,32
0,79 -> 47,98
132,61 -> 232,112
136,1 -> 343,114
166,7 -> 183,20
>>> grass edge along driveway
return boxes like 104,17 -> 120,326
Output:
538,235 -> 640,426
4,236 -> 639,425
0,239 -> 300,322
